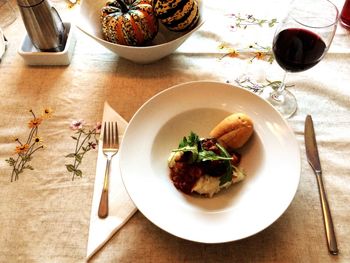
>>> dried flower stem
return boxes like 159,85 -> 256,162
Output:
219,42 -> 274,63
232,75 -> 294,94
6,108 -> 51,182
227,13 -> 278,29
66,121 -> 101,180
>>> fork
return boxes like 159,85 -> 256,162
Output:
98,121 -> 119,219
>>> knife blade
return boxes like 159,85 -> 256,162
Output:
304,115 -> 339,255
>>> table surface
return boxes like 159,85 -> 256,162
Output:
1,0 -> 349,262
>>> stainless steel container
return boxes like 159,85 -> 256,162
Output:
17,0 -> 66,52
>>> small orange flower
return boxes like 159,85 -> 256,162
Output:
255,52 -> 265,60
42,107 -> 53,119
227,48 -> 239,58
15,144 -> 29,154
28,117 -> 43,128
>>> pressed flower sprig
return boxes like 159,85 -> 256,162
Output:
227,13 -> 277,30
65,120 -> 101,180
218,13 -> 277,63
231,75 -> 294,94
6,108 -> 53,182
218,42 -> 274,63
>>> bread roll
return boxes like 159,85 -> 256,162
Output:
209,113 -> 254,149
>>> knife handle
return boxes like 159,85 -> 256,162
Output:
315,171 -> 339,255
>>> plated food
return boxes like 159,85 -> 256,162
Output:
168,113 -> 254,197
119,81 -> 300,243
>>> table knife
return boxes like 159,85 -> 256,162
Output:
304,115 -> 339,255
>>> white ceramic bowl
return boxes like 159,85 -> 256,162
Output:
119,81 -> 301,243
76,0 -> 204,64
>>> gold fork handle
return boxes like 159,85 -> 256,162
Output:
98,158 -> 111,219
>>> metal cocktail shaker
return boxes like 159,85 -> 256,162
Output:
17,0 -> 66,52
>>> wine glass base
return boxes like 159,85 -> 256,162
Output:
261,87 -> 297,118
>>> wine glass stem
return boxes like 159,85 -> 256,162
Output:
272,71 -> 288,102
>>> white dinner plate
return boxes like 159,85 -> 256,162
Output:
119,81 -> 300,243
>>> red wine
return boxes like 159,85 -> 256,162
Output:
273,28 -> 326,72
340,0 -> 350,29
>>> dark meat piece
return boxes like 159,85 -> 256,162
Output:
201,159 -> 227,177
170,162 -> 203,194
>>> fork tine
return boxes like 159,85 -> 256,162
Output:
102,121 -> 119,149
108,121 -> 112,147
114,122 -> 119,146
111,122 -> 115,147
103,122 -> 108,146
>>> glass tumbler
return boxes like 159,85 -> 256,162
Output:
0,0 -> 17,28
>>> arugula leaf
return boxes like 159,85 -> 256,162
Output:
172,145 -> 198,163
216,143 -> 234,185
219,171 -> 232,186
173,132 -> 200,163
198,150 -> 232,162
178,131 -> 199,148
198,150 -> 220,161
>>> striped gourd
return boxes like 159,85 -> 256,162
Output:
101,0 -> 159,46
154,0 -> 200,31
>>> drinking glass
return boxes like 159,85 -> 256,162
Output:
0,0 -> 17,28
261,0 -> 338,118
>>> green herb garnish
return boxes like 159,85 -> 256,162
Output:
216,143 -> 234,185
172,132 -> 238,185
172,131 -> 200,163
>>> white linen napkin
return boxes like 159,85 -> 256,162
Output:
86,102 -> 137,261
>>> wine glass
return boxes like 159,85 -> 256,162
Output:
0,0 -> 17,28
261,0 -> 338,118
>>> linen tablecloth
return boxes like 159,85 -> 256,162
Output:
0,0 -> 349,262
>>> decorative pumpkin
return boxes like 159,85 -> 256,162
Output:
154,0 -> 200,32
101,0 -> 159,46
